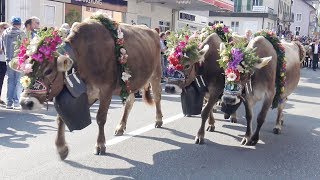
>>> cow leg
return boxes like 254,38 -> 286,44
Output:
55,115 -> 68,160
241,99 -> 254,145
246,97 -> 273,146
230,112 -> 237,123
273,98 -> 287,134
94,93 -> 112,155
196,93 -> 219,144
206,109 -> 215,132
115,93 -> 135,136
150,80 -> 163,128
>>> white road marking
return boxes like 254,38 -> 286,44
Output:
105,113 -> 184,146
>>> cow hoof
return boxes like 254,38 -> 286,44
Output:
246,139 -> 258,146
224,113 -> 230,119
280,120 -> 284,125
230,117 -> 237,123
241,137 -> 249,145
114,129 -> 125,136
206,125 -> 215,132
58,146 -> 69,160
94,146 -> 106,155
155,121 -> 163,128
195,136 -> 205,144
273,128 -> 281,134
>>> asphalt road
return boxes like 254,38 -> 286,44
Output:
0,68 -> 320,180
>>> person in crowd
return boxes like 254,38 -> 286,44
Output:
310,39 -> 319,71
59,23 -> 70,39
27,16 -> 40,39
2,16 -> 25,109
154,28 -> 160,34
245,29 -> 253,42
160,32 -> 167,82
24,18 -> 33,38
0,22 -> 9,106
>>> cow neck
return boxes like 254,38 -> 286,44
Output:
92,15 -> 131,103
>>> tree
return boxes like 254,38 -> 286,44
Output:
65,9 -> 81,26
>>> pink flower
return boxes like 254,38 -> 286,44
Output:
39,46 -> 51,58
178,41 -> 187,49
23,63 -> 33,74
32,53 -> 44,62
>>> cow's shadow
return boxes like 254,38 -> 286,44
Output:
63,111 -> 320,179
64,127 -> 256,179
0,109 -> 57,148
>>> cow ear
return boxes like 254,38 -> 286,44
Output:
198,44 -> 209,62
57,55 -> 73,72
255,56 -> 272,69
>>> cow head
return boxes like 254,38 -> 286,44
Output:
165,44 -> 209,94
19,54 -> 73,110
219,42 -> 272,106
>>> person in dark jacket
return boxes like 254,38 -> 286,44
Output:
310,39 -> 319,71
0,22 -> 9,106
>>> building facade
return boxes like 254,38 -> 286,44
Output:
290,0 -> 316,37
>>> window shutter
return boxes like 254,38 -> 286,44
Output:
247,0 -> 252,11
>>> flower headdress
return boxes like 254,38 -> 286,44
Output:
11,28 -> 64,89
201,23 -> 232,42
218,42 -> 261,94
166,27 -> 200,73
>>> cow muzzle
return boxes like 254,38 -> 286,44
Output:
20,95 -> 42,111
165,84 -> 182,94
222,95 -> 241,105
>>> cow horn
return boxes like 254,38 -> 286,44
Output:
255,56 -> 272,69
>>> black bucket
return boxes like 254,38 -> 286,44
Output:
54,86 -> 91,132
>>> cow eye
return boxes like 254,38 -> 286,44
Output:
184,64 -> 190,69
44,69 -> 53,76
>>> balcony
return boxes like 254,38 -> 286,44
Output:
234,6 -> 275,15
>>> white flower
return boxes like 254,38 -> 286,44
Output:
26,44 -> 38,56
122,72 -> 131,82
183,53 -> 189,58
237,65 -> 244,73
20,76 -> 31,88
23,63 -> 33,74
118,30 -> 124,39
120,48 -> 126,55
227,72 -> 237,82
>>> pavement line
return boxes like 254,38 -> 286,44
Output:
105,113 -> 184,146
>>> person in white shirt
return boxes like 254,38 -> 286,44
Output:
0,22 -> 9,106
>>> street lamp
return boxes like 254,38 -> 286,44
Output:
176,0 -> 191,4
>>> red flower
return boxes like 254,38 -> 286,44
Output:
185,35 -> 189,41
175,64 -> 183,71
117,39 -> 124,45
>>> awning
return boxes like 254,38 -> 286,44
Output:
139,0 -> 234,11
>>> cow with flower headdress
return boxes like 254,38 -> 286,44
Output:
219,30 -> 305,145
11,13 -> 163,159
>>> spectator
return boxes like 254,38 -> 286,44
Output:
154,28 -> 160,34
24,18 -> 33,38
59,23 -> 70,39
245,29 -> 253,42
2,16 -> 26,109
160,32 -> 167,81
0,22 -> 9,106
310,39 -> 319,71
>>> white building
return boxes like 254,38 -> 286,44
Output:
290,0 -> 317,37
5,0 -> 65,28
209,0 -> 294,35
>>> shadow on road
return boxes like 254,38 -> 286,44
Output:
0,110 -> 56,148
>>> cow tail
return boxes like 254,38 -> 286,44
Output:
293,41 -> 306,63
142,84 -> 154,105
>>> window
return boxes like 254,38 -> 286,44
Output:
296,14 -> 302,21
295,27 -> 300,35
213,20 -> 223,24
44,5 -> 55,26
231,21 -> 239,33
179,12 -> 195,21
253,0 -> 262,6
159,21 -> 170,32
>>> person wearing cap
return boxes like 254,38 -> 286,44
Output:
2,16 -> 26,109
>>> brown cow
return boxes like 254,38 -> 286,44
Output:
19,17 -> 163,159
165,33 -> 226,144
220,36 -> 305,145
